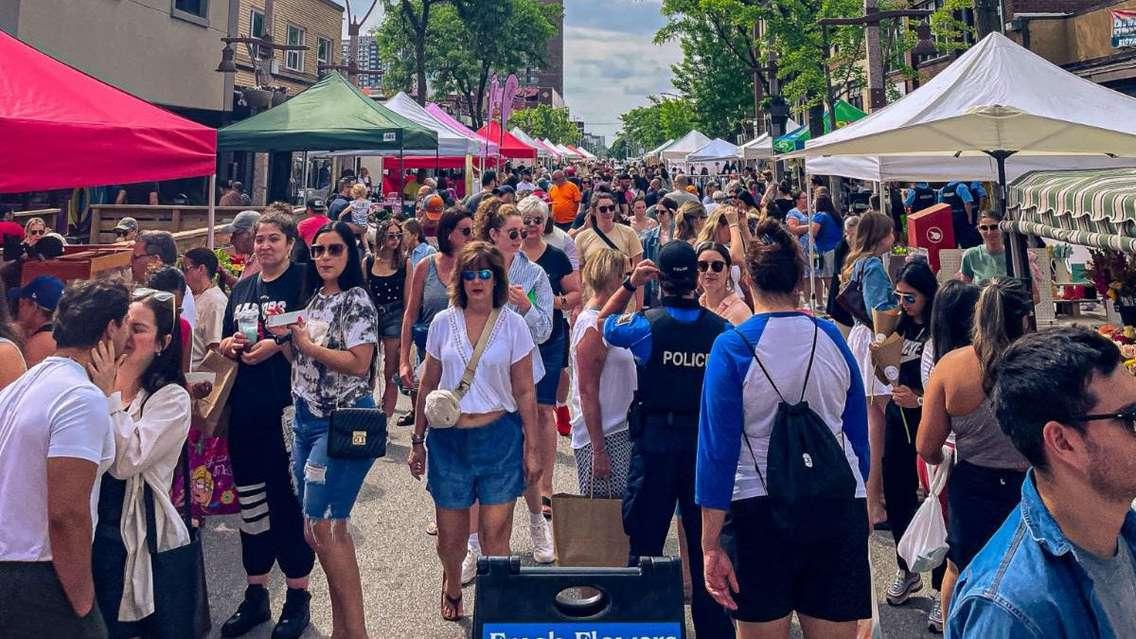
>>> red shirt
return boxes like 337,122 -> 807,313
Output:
0,221 -> 25,243
297,214 -> 332,246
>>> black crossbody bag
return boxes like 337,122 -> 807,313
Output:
322,291 -> 387,459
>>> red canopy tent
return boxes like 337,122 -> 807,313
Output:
0,30 -> 217,194
476,121 -> 537,160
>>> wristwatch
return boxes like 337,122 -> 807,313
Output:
621,277 -> 637,293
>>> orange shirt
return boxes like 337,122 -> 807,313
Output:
549,181 -> 582,224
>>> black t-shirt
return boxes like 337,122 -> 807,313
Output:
534,244 -> 573,343
222,262 -> 308,410
886,320 -> 930,426
644,190 -> 660,208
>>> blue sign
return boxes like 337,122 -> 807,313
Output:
482,622 -> 683,639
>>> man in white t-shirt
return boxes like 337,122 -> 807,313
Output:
183,247 -> 229,370
0,281 -> 131,637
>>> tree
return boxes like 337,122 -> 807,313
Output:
617,97 -> 696,154
508,105 -> 580,145
379,0 -> 450,105
668,13 -> 755,139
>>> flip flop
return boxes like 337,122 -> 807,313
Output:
441,589 -> 463,621
541,496 -> 553,520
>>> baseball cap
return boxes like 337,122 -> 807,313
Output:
423,194 -> 445,221
307,198 -> 327,212
657,241 -> 698,283
114,217 -> 139,233
8,275 -> 65,312
223,210 -> 261,234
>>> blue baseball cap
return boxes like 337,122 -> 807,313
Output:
8,275 -> 65,312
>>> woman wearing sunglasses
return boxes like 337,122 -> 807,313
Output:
400,207 -> 475,426
367,219 -> 408,420
90,287 -> 192,638
875,261 -> 948,629
279,222 -> 379,639
916,278 -> 1032,628
23,217 -> 47,247
696,241 -> 752,326
407,241 -> 541,622
474,200 -> 556,566
958,210 -> 1007,286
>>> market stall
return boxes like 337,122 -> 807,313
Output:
659,130 -> 711,165
686,138 -> 740,164
475,122 -> 538,162
736,118 -> 802,162
642,138 -> 676,164
510,128 -> 553,160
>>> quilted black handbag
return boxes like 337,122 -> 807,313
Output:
835,257 -> 875,329
328,407 -> 388,459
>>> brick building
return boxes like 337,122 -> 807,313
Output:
233,0 -> 344,99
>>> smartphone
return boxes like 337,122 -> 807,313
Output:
265,311 -> 303,328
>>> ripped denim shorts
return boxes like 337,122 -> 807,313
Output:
291,395 -> 377,520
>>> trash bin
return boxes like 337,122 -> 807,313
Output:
473,556 -> 686,639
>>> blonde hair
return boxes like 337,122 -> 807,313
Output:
695,206 -> 738,245
841,212 -> 894,283
581,248 -> 627,299
24,217 -> 46,233
351,183 -> 367,199
674,201 -> 706,242
972,278 -> 1032,390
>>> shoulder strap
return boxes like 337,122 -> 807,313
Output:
592,223 -> 620,252
456,308 -> 501,394
731,316 -> 820,405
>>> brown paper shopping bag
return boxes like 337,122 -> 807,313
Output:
193,350 -> 239,437
551,492 -> 630,568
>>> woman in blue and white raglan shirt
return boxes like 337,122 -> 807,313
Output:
696,220 -> 872,639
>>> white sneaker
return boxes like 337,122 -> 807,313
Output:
460,546 -> 481,585
531,516 -> 555,564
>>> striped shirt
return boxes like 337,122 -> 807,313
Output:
507,252 -> 553,345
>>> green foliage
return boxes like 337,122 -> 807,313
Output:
667,7 -> 756,140
509,105 -> 580,145
617,97 -> 696,153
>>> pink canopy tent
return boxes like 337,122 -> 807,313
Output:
424,103 -> 500,157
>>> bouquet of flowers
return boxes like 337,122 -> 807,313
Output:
1086,249 -> 1136,304
214,248 -> 245,279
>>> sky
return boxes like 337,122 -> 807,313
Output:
342,0 -> 681,145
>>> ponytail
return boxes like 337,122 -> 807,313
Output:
973,277 -> 1032,392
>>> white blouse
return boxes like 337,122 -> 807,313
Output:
107,383 -> 192,622
426,306 -> 535,416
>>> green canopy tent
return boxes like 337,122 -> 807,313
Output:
1005,168 -> 1136,253
773,101 -> 867,154
218,72 -> 437,152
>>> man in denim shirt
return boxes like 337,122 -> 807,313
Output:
949,327 -> 1136,638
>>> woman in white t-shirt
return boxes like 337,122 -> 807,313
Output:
90,288 -> 192,636
407,241 -> 540,623
569,248 -> 636,498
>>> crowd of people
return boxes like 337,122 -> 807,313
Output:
0,159 -> 1133,639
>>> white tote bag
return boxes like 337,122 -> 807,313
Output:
897,448 -> 953,573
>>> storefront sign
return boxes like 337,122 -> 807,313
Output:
483,623 -> 682,639
1112,10 -> 1136,48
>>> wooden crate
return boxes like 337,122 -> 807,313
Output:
21,246 -> 132,285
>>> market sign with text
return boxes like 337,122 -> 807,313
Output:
1113,10 -> 1136,48
483,622 -> 683,639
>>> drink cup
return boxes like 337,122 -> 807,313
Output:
236,309 -> 259,343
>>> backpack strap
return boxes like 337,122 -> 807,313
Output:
799,318 -> 820,403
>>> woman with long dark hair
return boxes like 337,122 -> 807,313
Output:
368,218 -> 407,419
923,280 -> 981,387
91,288 -> 192,637
282,222 -> 378,638
917,278 -> 1032,629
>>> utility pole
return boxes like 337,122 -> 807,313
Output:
752,20 -> 765,136
864,0 -> 886,111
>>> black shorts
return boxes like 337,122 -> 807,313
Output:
726,496 -> 871,623
946,460 -> 1026,571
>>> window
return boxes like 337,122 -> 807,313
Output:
317,37 -> 332,70
172,0 -> 208,25
286,25 -> 305,72
250,8 -> 265,38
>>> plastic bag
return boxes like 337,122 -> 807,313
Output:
897,448 -> 953,573
171,428 -> 240,518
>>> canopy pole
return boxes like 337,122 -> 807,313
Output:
301,151 -> 309,203
807,185 -> 817,312
989,150 -> 1026,284
207,173 -> 217,250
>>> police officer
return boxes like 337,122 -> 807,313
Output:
598,241 -> 735,638
939,181 -> 980,248
903,181 -> 937,214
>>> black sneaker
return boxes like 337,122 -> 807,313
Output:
220,584 -> 271,637
397,411 -> 415,427
271,588 -> 311,639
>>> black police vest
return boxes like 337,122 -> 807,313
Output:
911,187 -> 936,211
636,302 -> 725,416
940,184 -> 966,217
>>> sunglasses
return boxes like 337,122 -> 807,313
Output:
893,290 -> 918,305
522,217 -> 544,226
462,269 -> 493,281
698,260 -> 726,273
597,205 -> 616,214
385,232 -> 404,240
505,229 -> 528,240
978,224 -> 999,232
28,229 -> 46,236
311,243 -> 347,258
458,227 -> 473,237
1076,406 -> 1136,434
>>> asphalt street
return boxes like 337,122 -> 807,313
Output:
200,397 -> 942,639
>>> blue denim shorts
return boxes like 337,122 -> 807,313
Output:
426,412 -> 524,509
535,330 -> 567,406
291,396 -> 377,520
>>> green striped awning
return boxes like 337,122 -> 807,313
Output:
1006,169 -> 1136,252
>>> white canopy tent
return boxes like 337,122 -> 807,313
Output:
659,130 -> 711,163
737,118 -> 801,160
510,127 -> 550,158
686,138 -> 740,163
805,153 -> 1136,183
380,91 -> 480,156
552,141 -> 580,158
642,138 -> 675,162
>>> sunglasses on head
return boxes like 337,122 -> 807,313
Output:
462,269 -> 493,281
698,260 -> 726,273
1075,406 -> 1136,434
311,243 -> 347,258
978,224 -> 999,232
522,217 -> 544,226
893,290 -> 918,305
597,205 -> 616,214
133,286 -> 175,303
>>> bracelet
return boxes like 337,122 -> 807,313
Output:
621,277 -> 637,293
411,434 -> 426,445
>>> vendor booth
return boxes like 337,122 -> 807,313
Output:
686,138 -> 740,164
736,118 -> 801,161
659,130 -> 711,165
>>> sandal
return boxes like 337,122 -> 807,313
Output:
441,588 -> 463,621
541,496 -> 553,520
426,521 -> 438,536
